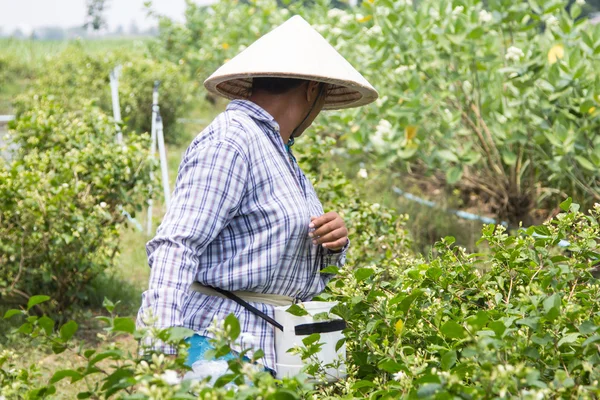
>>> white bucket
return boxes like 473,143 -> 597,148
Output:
274,301 -> 346,382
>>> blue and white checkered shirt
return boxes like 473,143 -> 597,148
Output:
137,99 -> 348,371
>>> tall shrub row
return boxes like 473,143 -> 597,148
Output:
0,96 -> 155,311
13,45 -> 193,144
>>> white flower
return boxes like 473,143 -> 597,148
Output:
452,5 -> 464,15
376,95 -> 388,107
331,27 -> 342,35
357,168 -> 368,179
340,14 -> 353,24
239,332 -> 257,346
62,183 -> 69,188
505,46 -> 524,62
576,0 -> 586,4
100,202 -> 107,208
393,371 -> 407,381
394,64 -> 415,75
161,369 -> 181,385
463,80 -> 473,93
327,8 -> 345,19
395,0 -> 412,6
376,119 -> 392,135
545,15 -> 559,27
367,25 -> 382,36
479,10 -> 492,23
429,8 -> 440,19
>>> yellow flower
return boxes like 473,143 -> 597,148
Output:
589,106 -> 597,114
367,0 -> 375,3
548,44 -> 564,64
395,319 -> 404,335
357,15 -> 373,23
222,43 -> 230,50
405,125 -> 417,141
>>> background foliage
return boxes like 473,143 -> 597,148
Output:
2,0 -> 600,398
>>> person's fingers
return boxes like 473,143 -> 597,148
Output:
322,237 -> 349,250
309,212 -> 337,229
313,227 -> 347,245
311,218 -> 343,238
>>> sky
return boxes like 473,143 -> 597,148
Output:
0,0 -> 217,35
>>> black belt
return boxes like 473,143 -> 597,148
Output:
210,286 -> 346,335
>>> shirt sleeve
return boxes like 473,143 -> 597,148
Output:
136,139 -> 248,353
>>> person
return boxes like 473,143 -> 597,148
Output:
136,15 -> 378,379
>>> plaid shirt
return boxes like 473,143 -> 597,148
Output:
137,100 -> 348,371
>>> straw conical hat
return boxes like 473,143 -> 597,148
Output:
204,15 -> 378,110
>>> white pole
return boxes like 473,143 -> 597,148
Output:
156,115 -> 171,208
109,65 -> 123,144
147,81 -> 160,236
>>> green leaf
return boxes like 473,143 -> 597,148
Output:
38,316 -> 55,335
224,313 -> 240,341
354,267 -> 374,282
417,383 -> 442,398
50,369 -> 83,384
557,333 -> 580,347
502,150 -> 517,166
578,321 -> 598,335
320,266 -> 339,274
286,304 -> 309,317
543,293 -> 561,321
166,327 -> 195,343
251,349 -> 264,362
441,320 -> 466,339
378,359 -> 403,373
302,333 -> 321,346
4,309 -> 23,319
575,155 -> 595,171
559,197 -> 572,212
112,317 -> 135,334
582,335 -> 600,347
441,350 -> 457,370
102,298 -> 115,313
438,150 -> 459,162
27,295 -> 50,311
445,166 -> 463,184
352,380 -> 376,390
60,320 -> 78,342
265,390 -> 299,400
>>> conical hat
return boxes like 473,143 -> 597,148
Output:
204,15 -> 378,110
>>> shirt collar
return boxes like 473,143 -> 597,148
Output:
227,99 -> 281,133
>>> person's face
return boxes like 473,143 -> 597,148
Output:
292,81 -> 327,137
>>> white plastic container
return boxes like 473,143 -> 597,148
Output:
274,301 -> 346,382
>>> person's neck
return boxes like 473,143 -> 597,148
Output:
248,94 -> 299,143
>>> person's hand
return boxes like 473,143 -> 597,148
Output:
308,212 -> 349,251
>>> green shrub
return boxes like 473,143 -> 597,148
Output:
13,45 -> 193,144
317,200 -> 600,398
0,97 -> 155,311
151,0 -> 600,224
1,298 -> 311,399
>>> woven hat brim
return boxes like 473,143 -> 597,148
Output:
206,73 -> 377,110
